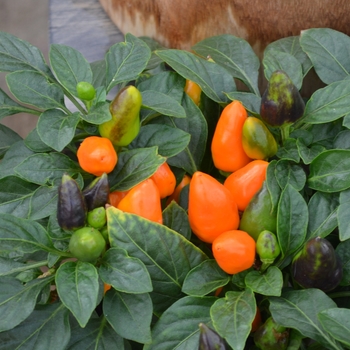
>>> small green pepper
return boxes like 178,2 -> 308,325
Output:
76,81 -> 96,101
256,230 -> 281,267
87,206 -> 107,230
98,85 -> 142,147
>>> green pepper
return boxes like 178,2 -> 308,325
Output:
239,182 -> 277,241
82,173 -> 110,211
98,85 -> 142,147
254,317 -> 289,350
57,174 -> 87,230
87,206 -> 107,230
242,116 -> 278,160
198,323 -> 228,350
256,230 -> 281,265
292,237 -> 343,292
76,81 -> 96,101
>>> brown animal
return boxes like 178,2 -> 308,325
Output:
98,0 -> 350,56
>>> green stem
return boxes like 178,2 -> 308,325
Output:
280,123 -> 291,144
1,260 -> 48,276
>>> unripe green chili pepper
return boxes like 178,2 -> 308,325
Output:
87,206 -> 107,230
256,230 -> 281,264
76,81 -> 96,101
98,85 -> 142,147
57,174 -> 87,230
198,323 -> 228,350
82,172 -> 110,211
242,116 -> 278,160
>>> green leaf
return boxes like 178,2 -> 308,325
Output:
269,289 -> 340,350
68,316 -> 125,350
107,207 -> 208,314
192,34 -> 260,95
0,275 -> 54,332
37,110 -> 80,152
55,261 -> 99,328
275,160 -> 306,191
105,33 -> 151,92
108,147 -> 166,191
103,290 -> 152,344
0,213 -> 54,257
211,289 -> 256,350
14,152 -> 81,186
0,31 -> 51,75
99,247 -> 152,294
24,127 -> 52,153
0,88 -> 35,120
6,71 -> 65,110
90,59 -> 106,89
307,192 -> 339,240
245,266 -> 283,296
141,90 -> 186,118
225,91 -> 261,115
0,303 -> 70,350
296,138 -> 325,165
182,259 -> 230,297
0,124 -> 22,159
266,160 -> 282,212
81,101 -> 111,124
143,296 -> 216,350
49,44 -> 93,97
162,201 -> 191,240
277,184 -> 308,258
276,139 -> 300,163
308,149 -> 350,192
130,124 -> 190,158
0,257 -> 27,277
263,49 -> 303,90
318,308 -> 350,347
338,189 -> 350,241
336,239 -> 350,286
334,130 -> 350,149
156,49 -> 235,103
302,80 -> 350,124
300,28 -> 350,84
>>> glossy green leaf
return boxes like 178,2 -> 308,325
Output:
276,139 -> 300,163
300,28 -> 350,84
225,91 -> 261,115
211,289 -> 256,350
277,184 -> 308,258
333,130 -> 350,149
296,138 -> 325,164
245,266 -> 283,297
192,34 -> 260,95
103,289 -> 152,344
182,260 -> 230,297
99,247 -> 152,294
156,49 -> 235,103
105,33 -> 151,92
56,261 -> 99,328
0,303 -> 70,350
275,160 -> 306,191
338,189 -> 350,241
266,160 -> 282,212
308,149 -> 350,192
269,289 -> 340,350
144,296 -> 215,350
335,239 -> 350,286
106,207 -> 208,314
37,110 -> 80,152
6,71 -> 64,110
108,146 -> 166,191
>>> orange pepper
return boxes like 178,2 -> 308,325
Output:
166,174 -> 191,206
109,189 -> 130,207
184,79 -> 201,106
150,162 -> 176,199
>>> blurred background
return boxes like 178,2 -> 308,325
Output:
0,0 -> 49,137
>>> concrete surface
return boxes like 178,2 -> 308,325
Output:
0,0 -> 49,137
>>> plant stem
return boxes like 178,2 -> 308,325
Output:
328,291 -> 350,299
1,260 -> 49,276
280,123 -> 291,143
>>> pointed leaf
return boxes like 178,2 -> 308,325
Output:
338,189 -> 350,241
81,101 -> 111,124
0,88 -> 35,120
245,267 -> 283,296
226,91 -> 261,115
336,239 -> 350,286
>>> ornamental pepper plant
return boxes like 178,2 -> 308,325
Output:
1,28 -> 350,349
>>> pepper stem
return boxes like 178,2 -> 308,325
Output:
280,123 -> 291,144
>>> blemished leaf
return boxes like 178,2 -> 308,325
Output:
300,28 -> 350,84
308,149 -> 350,192
182,259 -> 230,297
105,33 -> 151,92
130,124 -> 191,158
143,296 -> 216,350
49,44 -> 93,97
192,34 -> 260,95
0,303 -> 70,350
336,239 -> 350,286
106,207 -> 208,314
277,184 -> 308,258
211,289 -> 256,350
103,290 -> 152,344
108,146 -> 166,191
99,247 -> 153,294
245,267 -> 283,296
6,71 -> 65,110
68,315 -> 125,350
55,261 -> 99,328
37,110 -> 80,152
318,308 -> 350,347
269,289 -> 339,349
156,49 -> 236,103
0,276 -> 54,332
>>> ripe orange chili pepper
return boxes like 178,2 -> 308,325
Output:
211,100 -> 252,172
188,171 -> 239,243
212,230 -> 256,274
109,189 -> 130,207
104,283 -> 112,294
184,79 -> 201,106
117,178 -> 163,224
224,160 -> 269,211
77,136 -> 118,176
166,174 -> 191,206
251,307 -> 262,333
150,162 -> 176,199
